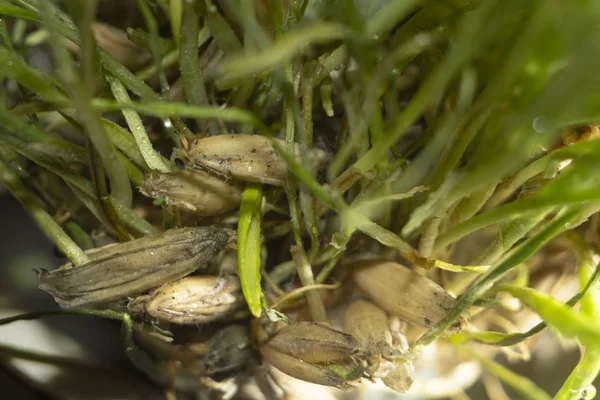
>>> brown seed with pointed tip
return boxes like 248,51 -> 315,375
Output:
258,321 -> 367,389
38,227 -> 230,308
265,321 -> 363,363
260,344 -> 355,389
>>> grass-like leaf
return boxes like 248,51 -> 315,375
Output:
0,156 -> 89,265
497,285 -> 600,347
554,233 -> 600,399
465,348 -> 551,400
238,182 -> 263,318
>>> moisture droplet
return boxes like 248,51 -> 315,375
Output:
163,119 -> 173,129
582,385 -> 596,399
532,117 -> 548,133
513,86 -> 523,96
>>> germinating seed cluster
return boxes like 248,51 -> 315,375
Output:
37,132 -> 469,398
4,1 -> 600,399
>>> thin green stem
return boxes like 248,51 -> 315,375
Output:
212,21 -> 345,86
0,134 -> 156,235
0,156 -> 89,265
135,48 -> 179,81
90,99 -> 267,130
136,0 -> 169,94
180,0 -> 210,129
0,309 -> 126,326
435,187 -> 600,251
464,348 -> 551,400
106,76 -> 171,173
415,204 -> 598,348
364,0 -> 424,37
291,246 -> 327,323
41,0 -> 133,208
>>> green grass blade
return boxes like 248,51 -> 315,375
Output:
554,233 -> 600,400
238,182 -> 263,318
202,2 -> 242,53
179,0 -> 211,129
554,347 -> 600,400
41,0 -> 133,208
465,348 -> 551,400
436,152 -> 600,249
90,99 -> 268,130
212,21 -> 345,86
106,76 -> 171,173
0,156 -> 89,266
498,285 -> 600,347
0,134 -> 156,235
415,204 -> 600,348
0,2 -> 36,20
136,0 -> 169,93
0,46 -> 68,103
169,0 -> 183,48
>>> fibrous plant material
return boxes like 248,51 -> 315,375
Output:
1,0 -> 600,399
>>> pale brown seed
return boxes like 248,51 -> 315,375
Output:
264,321 -> 362,363
343,298 -> 393,356
182,134 -> 296,186
139,275 -> 243,324
259,343 -> 354,390
343,298 -> 415,392
140,170 -> 242,216
38,226 -> 230,308
352,260 -> 465,330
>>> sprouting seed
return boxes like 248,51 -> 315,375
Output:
260,339 -> 364,390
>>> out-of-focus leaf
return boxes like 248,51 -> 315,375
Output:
499,285 -> 600,347
554,234 -> 600,400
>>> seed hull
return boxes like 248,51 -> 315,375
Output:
38,227 -> 230,307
